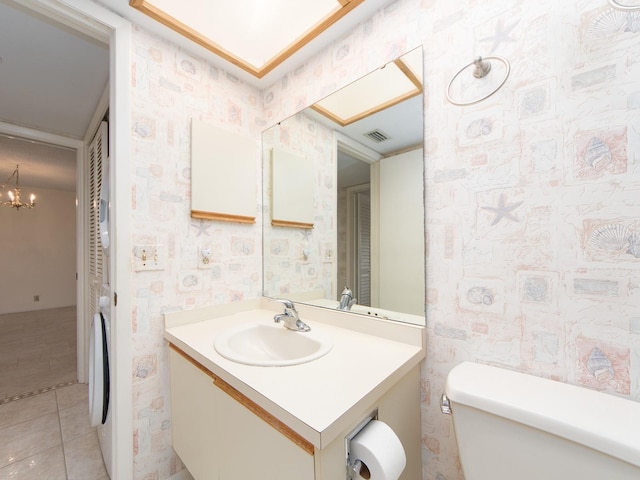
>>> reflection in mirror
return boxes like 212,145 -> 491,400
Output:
262,47 -> 424,325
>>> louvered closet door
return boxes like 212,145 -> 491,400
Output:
88,121 -> 108,316
355,190 -> 371,306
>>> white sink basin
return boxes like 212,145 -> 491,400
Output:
214,322 -> 333,366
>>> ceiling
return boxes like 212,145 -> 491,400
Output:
98,0 -> 392,84
0,134 -> 76,192
309,47 -> 423,154
305,47 -> 424,189
0,0 -> 394,193
0,0 -> 109,192
331,92 -> 424,189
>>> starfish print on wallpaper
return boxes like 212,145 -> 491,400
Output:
481,193 -> 524,226
479,18 -> 520,54
192,219 -> 211,236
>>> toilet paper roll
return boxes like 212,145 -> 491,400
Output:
350,420 -> 406,480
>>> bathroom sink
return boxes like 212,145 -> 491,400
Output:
214,322 -> 333,366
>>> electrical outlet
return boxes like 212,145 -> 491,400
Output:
133,244 -> 165,271
198,245 -> 214,269
323,248 -> 333,263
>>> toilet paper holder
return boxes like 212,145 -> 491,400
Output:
345,409 -> 378,480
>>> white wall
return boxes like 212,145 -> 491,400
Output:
263,1 -> 640,477
262,111 -> 337,300
123,1 -> 640,478
0,187 -> 76,314
128,27 -> 265,478
375,148 -> 424,316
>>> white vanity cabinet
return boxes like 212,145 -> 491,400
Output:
169,345 -> 422,480
169,346 -> 315,480
165,301 -> 425,480
169,346 -> 219,479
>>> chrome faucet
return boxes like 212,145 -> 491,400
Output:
273,299 -> 311,332
338,287 -> 356,311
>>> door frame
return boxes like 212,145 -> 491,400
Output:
335,132 -> 381,307
15,0 -> 134,477
0,122 -> 84,326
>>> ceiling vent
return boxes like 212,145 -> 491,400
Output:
364,129 -> 390,143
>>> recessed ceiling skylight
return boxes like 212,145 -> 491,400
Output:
310,48 -> 423,127
130,0 -> 366,78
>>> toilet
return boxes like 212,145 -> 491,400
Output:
443,362 -> 640,480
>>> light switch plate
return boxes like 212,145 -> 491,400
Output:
133,245 -> 165,271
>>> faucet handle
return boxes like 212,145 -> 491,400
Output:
273,298 -> 295,310
272,298 -> 310,332
272,298 -> 299,319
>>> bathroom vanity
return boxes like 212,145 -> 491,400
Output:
164,298 -> 425,479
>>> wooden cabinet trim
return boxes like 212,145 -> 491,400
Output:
271,219 -> 314,229
191,210 -> 256,223
169,344 -> 315,456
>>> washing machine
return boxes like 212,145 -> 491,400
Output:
88,148 -> 113,478
89,310 -> 110,426
89,302 -> 113,479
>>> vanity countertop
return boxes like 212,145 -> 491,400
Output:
164,298 -> 425,449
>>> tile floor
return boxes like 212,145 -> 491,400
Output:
0,306 -> 77,401
0,307 -> 108,479
0,383 -> 109,479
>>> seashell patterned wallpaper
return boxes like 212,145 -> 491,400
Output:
261,113 -> 338,301
128,0 -> 640,478
130,26 -> 265,479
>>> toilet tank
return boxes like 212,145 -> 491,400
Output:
445,362 -> 640,480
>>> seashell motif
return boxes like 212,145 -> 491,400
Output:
583,137 -> 612,169
466,118 -> 493,138
524,277 -> 548,302
182,274 -> 198,287
626,231 -> 640,258
627,13 -> 640,33
586,347 -> 614,381
588,223 -> 630,252
467,286 -> 494,305
587,9 -> 637,38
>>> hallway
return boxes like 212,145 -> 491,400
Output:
0,306 -> 107,478
0,306 -> 76,402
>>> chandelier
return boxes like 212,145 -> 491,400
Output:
1,164 -> 36,210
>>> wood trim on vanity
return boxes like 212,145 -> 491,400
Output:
211,377 -> 316,456
170,344 -> 216,379
169,344 -> 315,456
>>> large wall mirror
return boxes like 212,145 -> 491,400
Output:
262,47 -> 425,325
